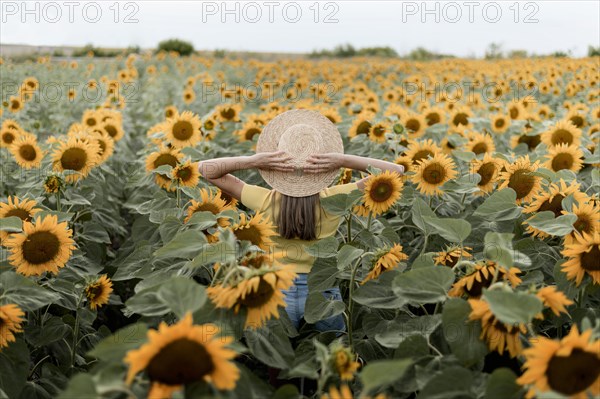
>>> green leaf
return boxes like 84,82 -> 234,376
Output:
442,298 -> 488,366
0,216 -> 22,232
307,257 -> 340,292
359,359 -> 412,393
354,270 -> 407,309
473,189 -> 522,221
245,322 -> 294,369
393,267 -> 455,304
57,373 -> 97,399
156,277 -> 207,318
483,289 -> 543,325
185,211 -> 218,230
304,236 -> 338,258
525,211 -> 577,236
0,339 -> 29,398
423,216 -> 472,243
124,286 -> 170,317
418,366 -> 474,399
87,322 -> 148,362
183,241 -> 237,270
483,232 -> 515,269
484,368 -> 523,399
411,253 -> 435,269
154,230 -> 208,259
375,315 -> 441,348
411,197 -> 437,234
80,222 -> 111,244
304,290 -> 345,323
337,245 -> 364,271
0,272 -> 61,311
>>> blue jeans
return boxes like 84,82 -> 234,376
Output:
282,273 -> 346,333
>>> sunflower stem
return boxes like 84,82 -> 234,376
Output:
176,184 -> 181,208
366,212 -> 373,231
347,256 -> 362,352
420,234 -> 429,256
70,293 -> 84,373
577,286 -> 586,307
346,215 -> 352,243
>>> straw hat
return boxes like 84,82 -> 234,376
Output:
256,109 -> 344,197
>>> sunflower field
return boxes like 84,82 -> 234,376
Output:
0,53 -> 599,399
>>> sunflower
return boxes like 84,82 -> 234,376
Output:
81,109 -> 101,127
145,145 -> 184,191
8,135 -> 43,169
466,132 -> 496,155
183,88 -> 196,104
1,127 -> 20,148
85,275 -> 113,310
4,214 -> 76,276
561,231 -> 600,286
543,143 -> 583,173
562,202 -> 600,245
490,113 -> 510,134
0,304 -> 25,349
164,111 -> 202,149
362,244 -> 408,284
336,168 -> 353,185
8,96 -> 23,113
565,109 -> 587,129
172,161 -> 200,188
511,132 -> 542,151
449,107 -> 473,131
185,189 -> 233,231
235,121 -> 263,142
91,129 -> 115,164
124,313 -> 239,397
0,196 -> 42,245
403,113 -> 427,138
468,298 -> 527,358
51,136 -> 100,183
535,286 -> 573,318
434,245 -> 472,267
449,261 -> 522,298
368,121 -> 391,143
423,107 -> 445,127
164,105 -> 178,119
471,153 -> 502,194
43,175 -> 64,194
517,326 -> 600,399
231,212 -> 277,251
215,104 -> 241,122
1,119 -> 22,132
362,171 -> 403,216
507,101 -> 526,120
218,190 -> 238,208
393,156 -> 412,181
330,345 -> 360,380
404,139 -> 441,165
99,119 -> 125,142
348,114 -> 373,139
541,120 -> 582,147
497,155 -> 542,204
523,179 -> 589,238
207,265 -> 296,329
412,153 -> 458,196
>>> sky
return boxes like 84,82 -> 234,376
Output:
1,0 -> 599,57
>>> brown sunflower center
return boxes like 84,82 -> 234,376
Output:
5,208 -> 32,222
464,269 -> 494,297
10,99 -> 21,110
509,107 -> 519,119
580,244 -> 600,272
2,131 -> 15,144
546,349 -> 600,395
569,116 -> 584,128
221,108 -> 235,120
103,124 -> 117,138
508,169 -> 535,200
204,120 -> 215,130
85,118 -> 97,127
22,231 -> 60,265
412,150 -> 433,164
494,118 -> 505,128
471,142 -> 488,155
85,283 -> 104,300
245,128 -> 261,141
573,215 -> 592,235
172,121 -> 194,141
551,129 -> 574,146
426,112 -> 440,126
60,148 -> 88,171
422,163 -> 446,185
357,121 -> 371,135
369,180 -> 393,202
477,163 -> 497,186
233,225 -> 264,247
146,338 -> 215,386
239,278 -> 275,308
153,153 -> 178,169
551,153 -> 574,171
193,203 -> 221,215
372,125 -> 386,137
175,166 -> 192,181
405,119 -> 421,133
518,134 -> 541,151
452,113 -> 468,126
538,194 -> 564,217
19,144 -> 37,161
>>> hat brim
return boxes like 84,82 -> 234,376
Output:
256,109 -> 344,197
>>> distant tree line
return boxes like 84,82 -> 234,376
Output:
309,44 -> 399,58
72,44 -> 140,57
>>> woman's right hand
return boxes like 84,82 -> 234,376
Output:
304,153 -> 345,173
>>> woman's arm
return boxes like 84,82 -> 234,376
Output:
304,153 -> 404,190
198,151 -> 293,200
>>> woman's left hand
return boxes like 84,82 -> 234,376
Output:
251,151 -> 295,172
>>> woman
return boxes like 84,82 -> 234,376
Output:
197,110 -> 404,332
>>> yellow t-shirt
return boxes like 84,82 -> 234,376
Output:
240,182 -> 359,273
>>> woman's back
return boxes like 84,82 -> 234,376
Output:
240,182 -> 359,274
